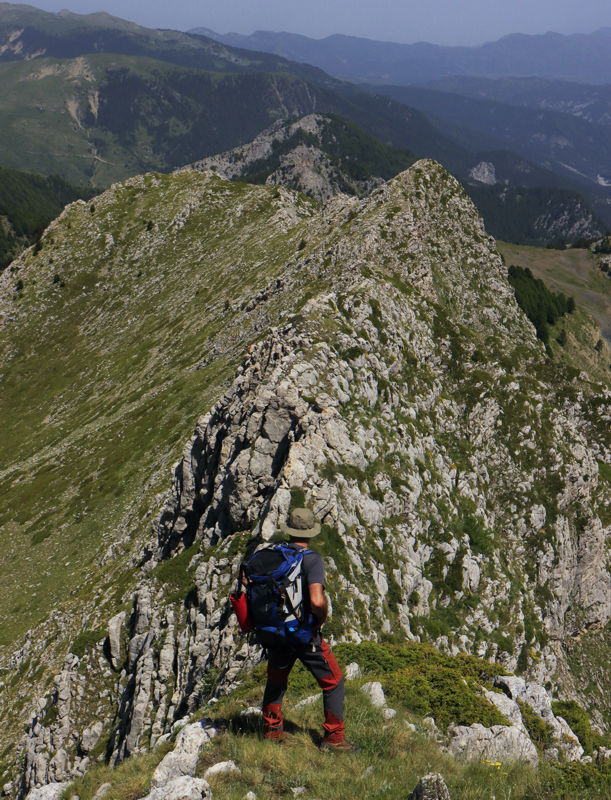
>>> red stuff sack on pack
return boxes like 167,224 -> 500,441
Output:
230,590 -> 252,633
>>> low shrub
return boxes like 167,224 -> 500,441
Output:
383,663 -> 507,729
70,629 -> 106,659
551,700 -> 594,755
518,700 -> 556,752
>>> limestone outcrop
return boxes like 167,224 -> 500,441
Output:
447,723 -> 539,764
186,114 -> 391,202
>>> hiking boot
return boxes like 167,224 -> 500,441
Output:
320,738 -> 361,753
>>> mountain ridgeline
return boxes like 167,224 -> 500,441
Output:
0,160 -> 609,797
187,114 -> 416,201
197,26 -> 611,86
0,4 -> 608,244
188,113 -> 604,245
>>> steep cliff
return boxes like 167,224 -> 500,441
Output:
0,161 -> 608,796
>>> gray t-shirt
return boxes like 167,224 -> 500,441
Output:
288,543 -> 325,587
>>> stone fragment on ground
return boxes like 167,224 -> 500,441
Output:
361,681 -> 386,707
25,784 -> 71,800
240,706 -> 262,717
361,766 -> 374,779
409,772 -> 452,800
295,694 -> 320,708
344,662 -> 361,680
139,776 -> 212,800
151,721 -> 216,788
92,783 -> 112,800
203,760 -> 240,778
447,723 -> 539,765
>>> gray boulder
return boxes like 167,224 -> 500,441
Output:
361,682 -> 386,708
410,772 -> 452,800
203,761 -> 240,778
25,784 -> 70,800
80,722 -> 104,755
344,662 -> 361,680
92,784 -> 112,800
447,723 -> 539,765
483,689 -> 527,732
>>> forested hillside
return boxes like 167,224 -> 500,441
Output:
0,166 -> 89,270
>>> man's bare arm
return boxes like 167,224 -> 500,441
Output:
309,582 -> 328,626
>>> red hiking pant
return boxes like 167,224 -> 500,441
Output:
262,634 -> 345,742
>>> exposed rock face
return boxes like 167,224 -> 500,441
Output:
469,162 -> 497,185
493,676 -> 584,761
24,785 -> 70,800
9,160 -> 610,793
186,114 -> 399,202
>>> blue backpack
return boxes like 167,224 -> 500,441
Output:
243,543 -> 317,646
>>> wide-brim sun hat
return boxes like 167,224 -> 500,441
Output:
280,507 -> 321,539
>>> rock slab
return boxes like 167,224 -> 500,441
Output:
447,723 -> 539,765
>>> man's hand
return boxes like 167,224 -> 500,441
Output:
309,582 -> 328,627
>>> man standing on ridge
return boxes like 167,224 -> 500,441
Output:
260,507 -> 356,751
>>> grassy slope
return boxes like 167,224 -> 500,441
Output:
0,5 -> 331,84
0,170 -> 318,647
498,242 -> 611,341
2,173 -> 607,652
0,55 -> 324,187
0,56 -> 106,186
61,642 -> 610,800
1,164 -> 609,791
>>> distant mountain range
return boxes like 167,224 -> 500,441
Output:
193,27 -> 611,86
0,3 -> 332,85
0,4 -> 608,242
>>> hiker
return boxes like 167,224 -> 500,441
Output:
236,507 -> 356,751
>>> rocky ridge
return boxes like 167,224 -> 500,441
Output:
0,161 -> 609,796
186,113 -> 412,203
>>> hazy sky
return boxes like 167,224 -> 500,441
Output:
25,0 -> 611,45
